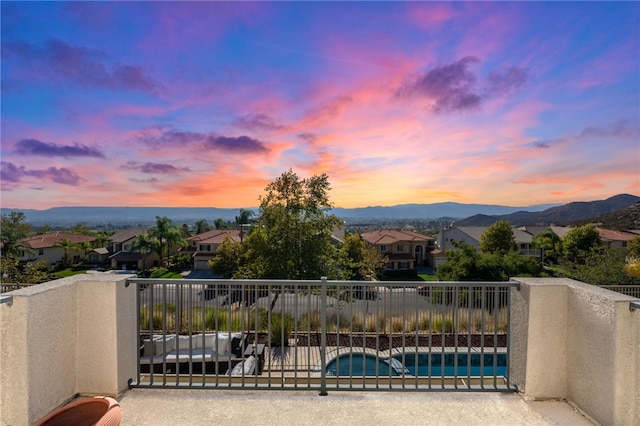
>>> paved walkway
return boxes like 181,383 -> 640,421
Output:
118,389 -> 595,425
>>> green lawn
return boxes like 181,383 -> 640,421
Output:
418,273 -> 439,281
50,269 -> 88,278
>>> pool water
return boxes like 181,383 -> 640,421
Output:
325,352 -> 507,377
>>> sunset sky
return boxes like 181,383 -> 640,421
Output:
1,2 -> 639,210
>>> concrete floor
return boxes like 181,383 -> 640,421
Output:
118,389 -> 596,425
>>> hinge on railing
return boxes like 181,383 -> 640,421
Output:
630,301 -> 640,312
0,295 -> 13,306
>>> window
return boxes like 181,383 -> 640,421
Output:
380,245 -> 387,252
397,244 -> 404,252
38,249 -> 44,255
199,244 -> 211,252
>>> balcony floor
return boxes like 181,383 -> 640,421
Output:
118,389 -> 595,425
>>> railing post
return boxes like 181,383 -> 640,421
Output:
319,276 -> 328,396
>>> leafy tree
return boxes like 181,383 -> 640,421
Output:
479,220 -> 517,255
336,233 -> 387,281
235,209 -> 254,243
195,219 -> 211,234
243,170 -> 342,280
531,228 -> 562,264
147,216 -> 186,267
573,248 -> 640,285
562,224 -> 603,264
0,254 -> 48,284
625,236 -> 640,278
94,232 -> 110,248
209,235 -> 244,278
71,222 -> 92,235
1,211 -> 33,257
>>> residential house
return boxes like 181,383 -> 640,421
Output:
186,229 -> 241,270
360,230 -> 435,271
17,232 -> 97,267
438,226 -> 539,257
596,227 -> 637,251
87,247 -> 110,266
107,228 -> 159,271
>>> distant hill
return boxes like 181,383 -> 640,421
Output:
1,202 -> 559,228
571,202 -> 640,230
455,194 -> 640,227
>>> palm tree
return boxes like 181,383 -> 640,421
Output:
131,232 -> 154,272
195,219 -> 211,234
165,228 -> 187,267
75,241 -> 93,262
56,238 -> 74,267
235,209 -> 254,243
148,216 -> 172,267
213,218 -> 228,230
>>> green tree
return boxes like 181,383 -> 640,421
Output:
336,233 -> 387,281
574,248 -> 640,285
562,224 -> 603,264
131,232 -> 154,272
1,211 -> 33,257
74,241 -> 93,261
148,216 -> 186,267
55,238 -> 75,267
94,232 -> 110,249
625,236 -> 640,278
165,227 -> 187,267
479,220 -> 517,255
235,209 -> 254,243
195,219 -> 211,234
209,235 -> 244,278
71,222 -> 92,235
213,218 -> 228,229
244,169 -> 342,280
0,254 -> 48,284
531,228 -> 562,264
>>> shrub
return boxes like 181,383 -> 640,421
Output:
269,312 -> 294,347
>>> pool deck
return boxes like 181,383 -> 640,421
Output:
118,388 -> 596,425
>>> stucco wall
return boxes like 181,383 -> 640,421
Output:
0,274 -> 137,425
512,277 -> 640,426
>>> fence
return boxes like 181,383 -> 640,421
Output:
1,283 -> 36,293
600,285 -> 640,298
129,278 -> 518,393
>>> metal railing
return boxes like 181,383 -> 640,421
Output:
1,283 -> 36,294
129,278 -> 518,393
599,285 -> 640,298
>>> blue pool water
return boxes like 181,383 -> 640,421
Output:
325,352 -> 507,377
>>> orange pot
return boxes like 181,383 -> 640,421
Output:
34,396 -> 121,426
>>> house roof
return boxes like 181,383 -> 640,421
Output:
361,230 -> 434,245
187,230 -> 241,244
21,232 -> 96,249
518,225 -> 572,239
108,228 -> 149,244
92,247 -> 110,255
455,227 -> 533,244
597,228 -> 637,242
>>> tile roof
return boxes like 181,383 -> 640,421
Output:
21,232 -> 96,249
187,230 -> 241,244
108,228 -> 149,243
361,230 -> 434,245
597,228 -> 637,242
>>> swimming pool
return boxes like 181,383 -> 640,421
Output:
325,352 -> 507,377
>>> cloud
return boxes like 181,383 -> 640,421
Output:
14,138 -> 106,158
579,119 -> 639,139
528,138 -> 564,149
1,161 -> 83,186
137,126 -> 269,154
3,38 -> 159,94
233,113 -> 286,132
298,133 -> 318,143
397,57 -> 529,113
120,161 -> 191,174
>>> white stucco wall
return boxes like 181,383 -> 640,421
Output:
0,274 -> 137,425
511,278 -> 640,426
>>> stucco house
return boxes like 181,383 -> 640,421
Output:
186,229 -> 241,270
438,226 -> 539,257
17,232 -> 97,267
360,230 -> 436,271
597,227 -> 637,251
107,228 -> 159,271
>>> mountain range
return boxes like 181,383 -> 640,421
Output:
1,194 -> 638,229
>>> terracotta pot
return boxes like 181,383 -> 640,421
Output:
35,396 -> 121,426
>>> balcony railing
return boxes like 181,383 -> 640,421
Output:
129,278 -> 518,393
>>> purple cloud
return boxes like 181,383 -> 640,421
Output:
233,113 -> 285,132
579,119 -> 639,139
298,133 -> 318,143
14,139 -> 106,158
138,127 -> 268,153
486,67 -> 529,95
4,39 -> 159,94
397,57 -> 528,113
120,161 -> 191,174
1,161 -> 83,186
204,135 -> 267,153
528,138 -> 564,149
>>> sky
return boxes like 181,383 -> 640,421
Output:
1,1 -> 639,210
